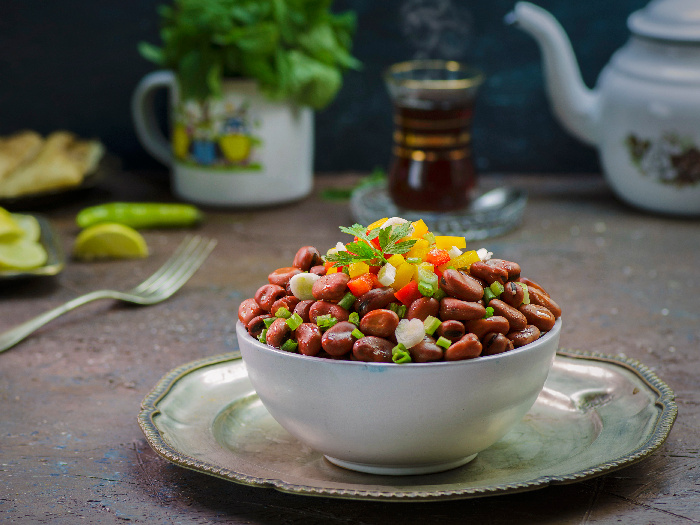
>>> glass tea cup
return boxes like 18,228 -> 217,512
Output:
384,60 -> 484,212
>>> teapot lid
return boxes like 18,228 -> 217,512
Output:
628,0 -> 700,41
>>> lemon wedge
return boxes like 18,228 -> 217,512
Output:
0,237 -> 48,270
11,213 -> 42,242
0,207 -> 24,241
73,223 -> 149,261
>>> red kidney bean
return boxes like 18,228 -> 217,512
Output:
406,297 -> 439,321
271,295 -> 300,316
519,304 -> 556,332
354,287 -> 396,318
293,300 -> 315,323
352,336 -> 394,362
469,261 -> 508,285
308,301 -> 350,323
293,246 -> 323,271
482,332 -> 514,356
517,277 -> 549,297
464,316 -> 510,339
436,319 -> 465,342
489,298 -> 527,331
246,313 -> 272,337
265,318 -> 291,349
310,265 -> 327,276
296,323 -> 323,356
500,281 -> 525,308
440,269 -> 484,301
268,266 -> 302,287
359,309 -> 399,338
527,287 -> 562,318
410,336 -> 444,362
507,325 -> 541,348
254,284 -> 287,312
440,298 -> 486,321
312,272 -> 350,302
238,298 -> 263,325
321,321 -> 357,356
489,259 -> 521,280
445,333 -> 482,361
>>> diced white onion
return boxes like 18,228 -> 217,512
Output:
289,272 -> 320,300
381,217 -> 414,237
477,248 -> 492,261
336,242 -> 347,251
395,318 -> 425,349
377,262 -> 396,286
448,246 -> 463,259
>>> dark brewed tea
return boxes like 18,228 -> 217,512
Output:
388,100 -> 476,211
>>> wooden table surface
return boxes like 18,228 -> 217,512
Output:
2,171 -> 698,524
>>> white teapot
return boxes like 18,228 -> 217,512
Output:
508,0 -> 700,215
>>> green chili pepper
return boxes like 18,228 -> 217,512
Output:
351,328 -> 364,339
286,313 -> 303,330
483,306 -> 494,319
436,336 -> 451,349
348,311 -> 360,325
423,315 -> 441,336
76,202 -> 203,229
391,343 -> 412,364
263,317 -> 276,328
281,339 -> 298,352
316,314 -> 337,330
275,307 -> 292,319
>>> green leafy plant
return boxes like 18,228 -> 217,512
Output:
139,0 -> 361,109
325,223 -> 417,267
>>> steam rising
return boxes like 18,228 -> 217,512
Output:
400,0 -> 473,60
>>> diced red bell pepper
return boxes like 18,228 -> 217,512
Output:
347,273 -> 377,297
426,248 -> 451,267
394,280 -> 423,306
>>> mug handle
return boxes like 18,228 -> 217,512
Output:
131,70 -> 175,166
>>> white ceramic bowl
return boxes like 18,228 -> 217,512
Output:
236,318 -> 562,475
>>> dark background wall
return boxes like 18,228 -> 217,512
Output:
0,0 -> 647,175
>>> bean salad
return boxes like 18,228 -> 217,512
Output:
238,217 -> 561,363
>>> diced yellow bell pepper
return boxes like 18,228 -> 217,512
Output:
367,217 -> 388,231
434,235 -> 466,250
437,249 -> 480,272
406,238 -> 430,260
386,254 -> 405,268
392,262 -> 415,290
348,261 -> 370,278
411,219 -> 429,239
414,261 -> 434,281
326,265 -> 339,274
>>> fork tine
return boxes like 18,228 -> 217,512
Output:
131,235 -> 203,294
143,238 -> 217,300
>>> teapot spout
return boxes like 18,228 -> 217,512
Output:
506,2 -> 599,145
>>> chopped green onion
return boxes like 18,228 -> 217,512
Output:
351,328 -> 364,339
483,288 -> 496,305
418,280 -> 434,297
349,311 -> 360,325
432,289 -> 446,301
263,317 -> 276,328
281,339 -> 298,352
391,343 -> 412,364
432,288 -> 446,301
436,336 -> 451,349
489,281 -> 505,297
286,313 -> 304,330
423,232 -> 436,245
516,282 -> 530,304
258,329 -> 268,343
316,314 -> 338,330
423,315 -> 441,335
275,307 -> 291,319
484,306 -> 494,319
406,257 -> 422,265
337,291 -> 356,310
396,304 -> 407,318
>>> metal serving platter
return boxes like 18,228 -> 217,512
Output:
138,350 -> 676,502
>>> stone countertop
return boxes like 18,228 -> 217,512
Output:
1,171 -> 698,524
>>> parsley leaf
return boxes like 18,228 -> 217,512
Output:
325,222 -> 417,267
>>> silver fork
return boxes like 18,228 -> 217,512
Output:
0,235 -> 217,353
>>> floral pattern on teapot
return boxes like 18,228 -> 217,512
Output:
172,95 -> 263,171
626,133 -> 700,187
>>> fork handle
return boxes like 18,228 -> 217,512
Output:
0,290 -> 114,353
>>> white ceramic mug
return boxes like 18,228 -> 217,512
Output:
132,71 -> 314,207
